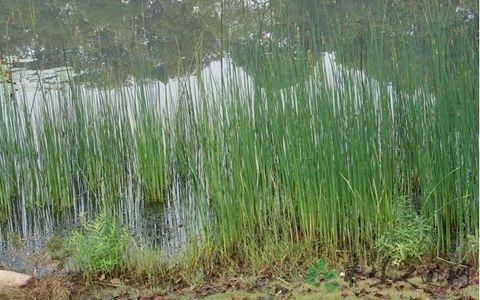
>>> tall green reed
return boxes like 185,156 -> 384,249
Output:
0,0 -> 476,268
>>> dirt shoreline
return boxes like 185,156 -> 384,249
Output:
1,263 -> 478,300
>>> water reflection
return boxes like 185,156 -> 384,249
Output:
0,51 -> 439,274
0,57 -> 253,272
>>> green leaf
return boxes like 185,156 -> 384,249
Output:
324,281 -> 338,293
315,259 -> 328,272
324,270 -> 336,281
306,276 -> 317,286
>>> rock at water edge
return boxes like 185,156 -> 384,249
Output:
0,270 -> 32,289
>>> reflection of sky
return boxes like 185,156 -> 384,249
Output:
7,58 -> 255,128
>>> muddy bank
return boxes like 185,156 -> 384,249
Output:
1,263 -> 478,299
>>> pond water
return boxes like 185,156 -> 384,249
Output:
0,0 -> 476,275
0,50 -> 436,274
0,58 -> 245,273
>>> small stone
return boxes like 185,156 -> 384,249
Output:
0,270 -> 31,289
110,277 -> 121,285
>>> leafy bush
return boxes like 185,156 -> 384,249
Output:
67,212 -> 130,279
375,206 -> 433,267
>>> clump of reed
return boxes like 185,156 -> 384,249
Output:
176,0 -> 478,266
0,1 -> 477,271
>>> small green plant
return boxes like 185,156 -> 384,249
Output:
456,234 -> 479,268
67,212 -> 130,279
126,244 -> 166,282
306,259 -> 338,292
375,205 -> 433,269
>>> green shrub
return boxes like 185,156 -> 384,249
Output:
375,204 -> 433,267
67,212 -> 130,279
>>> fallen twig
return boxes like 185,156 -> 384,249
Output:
435,257 -> 473,270
405,279 -> 420,289
95,281 -> 122,288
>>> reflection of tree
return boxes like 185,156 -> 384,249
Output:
233,0 -> 478,93
0,0 -> 477,87
0,0 -> 224,84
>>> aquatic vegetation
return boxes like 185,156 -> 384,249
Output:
0,1 -> 477,274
